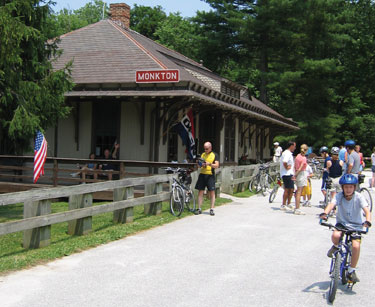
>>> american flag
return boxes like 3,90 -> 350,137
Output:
34,130 -> 47,183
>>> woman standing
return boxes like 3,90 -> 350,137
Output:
294,144 -> 308,215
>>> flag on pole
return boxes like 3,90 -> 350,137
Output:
174,109 -> 196,160
34,130 -> 47,183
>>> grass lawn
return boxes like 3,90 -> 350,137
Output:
0,196 -> 231,275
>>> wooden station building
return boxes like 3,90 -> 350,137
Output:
50,3 -> 298,172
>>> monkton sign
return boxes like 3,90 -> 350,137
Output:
135,69 -> 180,83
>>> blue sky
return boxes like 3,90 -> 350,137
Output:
52,0 -> 212,17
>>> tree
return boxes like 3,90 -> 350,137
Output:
50,0 -> 108,37
0,0 -> 73,154
130,4 -> 167,40
155,13 -> 200,61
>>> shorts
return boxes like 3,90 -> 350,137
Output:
282,175 -> 294,189
296,171 -> 307,188
195,174 -> 216,191
335,223 -> 362,241
331,177 -> 342,193
372,165 -> 375,173
301,179 -> 312,196
321,171 -> 329,190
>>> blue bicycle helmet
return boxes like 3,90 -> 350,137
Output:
344,140 -> 356,147
339,174 -> 358,185
319,146 -> 328,153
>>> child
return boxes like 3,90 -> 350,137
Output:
302,164 -> 313,206
320,174 -> 371,283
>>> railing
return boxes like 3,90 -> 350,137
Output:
0,155 -> 195,188
221,162 -> 280,194
0,175 -> 172,249
0,161 -> 268,251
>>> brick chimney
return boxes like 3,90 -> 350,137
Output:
110,3 -> 130,28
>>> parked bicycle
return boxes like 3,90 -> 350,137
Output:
320,221 -> 368,303
268,174 -> 282,203
249,163 -> 277,196
308,158 -> 324,179
358,174 -> 373,212
166,167 -> 196,216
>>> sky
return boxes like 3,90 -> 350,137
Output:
52,0 -> 212,17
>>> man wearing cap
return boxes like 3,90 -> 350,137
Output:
273,142 -> 282,163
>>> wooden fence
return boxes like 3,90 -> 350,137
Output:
0,162 -> 272,250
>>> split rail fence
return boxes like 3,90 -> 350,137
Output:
0,162 -> 278,250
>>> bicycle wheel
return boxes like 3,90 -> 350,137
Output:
185,188 -> 196,212
341,247 -> 351,285
360,187 -> 373,212
269,185 -> 279,203
328,252 -> 341,303
170,186 -> 184,217
249,178 -> 261,193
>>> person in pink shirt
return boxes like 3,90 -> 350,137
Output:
294,144 -> 308,215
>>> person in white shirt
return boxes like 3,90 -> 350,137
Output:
273,142 -> 283,163
280,141 -> 296,211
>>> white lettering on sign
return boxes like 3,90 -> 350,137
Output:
136,70 -> 180,83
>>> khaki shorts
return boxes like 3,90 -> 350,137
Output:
331,177 -> 342,192
296,171 -> 307,188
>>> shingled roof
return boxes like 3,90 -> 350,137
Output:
53,8 -> 298,130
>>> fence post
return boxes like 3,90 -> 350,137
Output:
68,193 -> 93,235
221,167 -> 234,194
144,182 -> 162,215
23,199 -> 51,249
236,169 -> 245,193
113,186 -> 134,223
215,170 -> 221,198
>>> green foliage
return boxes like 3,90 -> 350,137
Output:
155,13 -> 200,61
130,4 -> 167,40
0,0 -> 73,154
50,0 -> 108,37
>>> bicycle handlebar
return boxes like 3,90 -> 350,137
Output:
319,220 -> 368,234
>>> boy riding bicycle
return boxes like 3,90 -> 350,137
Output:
320,174 -> 371,283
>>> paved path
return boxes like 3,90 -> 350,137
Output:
1,172 -> 375,307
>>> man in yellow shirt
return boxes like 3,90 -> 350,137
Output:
195,142 -> 220,216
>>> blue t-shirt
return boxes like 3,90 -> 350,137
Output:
339,148 -> 346,162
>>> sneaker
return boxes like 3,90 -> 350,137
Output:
348,271 -> 360,283
286,204 -> 294,211
327,245 -> 339,258
294,209 -> 306,215
280,205 -> 287,211
210,209 -> 215,216
305,201 -> 312,207
194,208 -> 202,215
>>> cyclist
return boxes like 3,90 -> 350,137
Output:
326,147 -> 344,201
345,140 -> 360,176
320,146 -> 330,205
194,142 -> 219,216
320,174 -> 372,283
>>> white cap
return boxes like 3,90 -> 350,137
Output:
274,142 -> 279,146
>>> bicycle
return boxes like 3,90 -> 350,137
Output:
358,174 -> 373,212
308,158 -> 324,179
249,163 -> 276,196
268,174 -> 282,203
320,221 -> 368,303
166,167 -> 196,216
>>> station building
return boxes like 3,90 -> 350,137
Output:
50,3 -> 298,171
